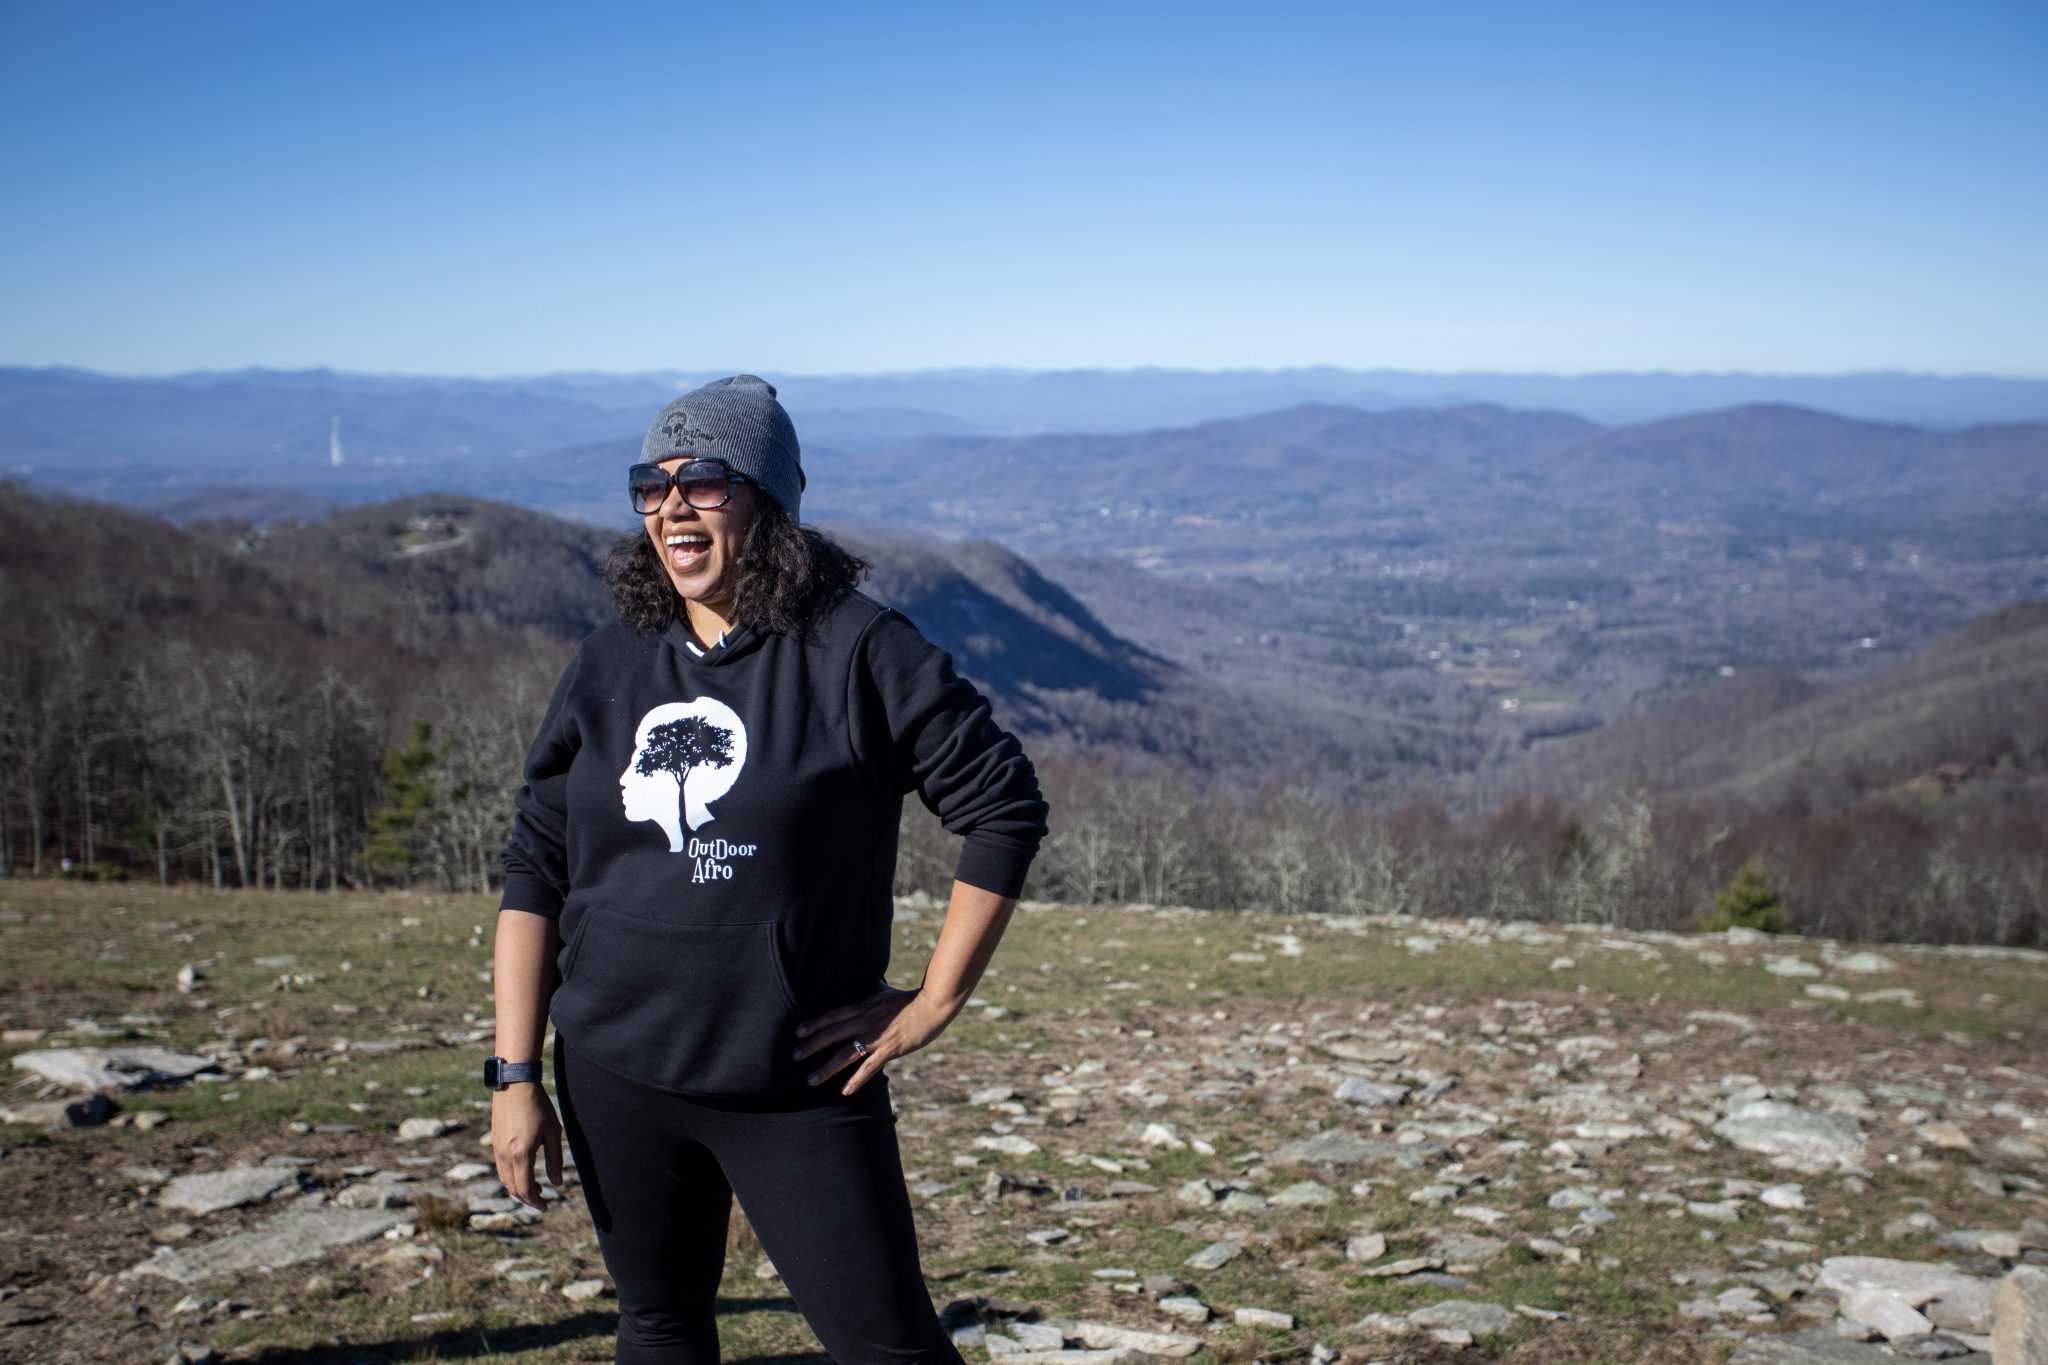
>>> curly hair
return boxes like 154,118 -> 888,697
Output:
604,498 -> 872,637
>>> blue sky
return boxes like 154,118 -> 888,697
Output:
2,1 -> 2043,376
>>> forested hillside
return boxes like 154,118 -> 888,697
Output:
1500,598 -> 2048,812
2,481 -> 2042,945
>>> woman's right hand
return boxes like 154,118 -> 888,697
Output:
491,1083 -> 565,1212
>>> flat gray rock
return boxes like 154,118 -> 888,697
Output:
1046,1319 -> 1203,1357
11,1047 -> 217,1094
1269,1180 -> 1336,1206
128,1208 -> 410,1283
1334,1078 -> 1409,1106
1407,1300 -> 1513,1335
0,1094 -> 117,1127
1272,1130 -> 1445,1167
158,1166 -> 302,1215
1991,1266 -> 2047,1365
1817,1258 -> 1994,1335
1183,1240 -> 1242,1271
1728,1328 -> 1927,1363
1713,1101 -> 1865,1166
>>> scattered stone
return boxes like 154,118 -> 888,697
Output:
1176,1179 -> 1220,1206
1834,953 -> 1897,975
1234,1307 -> 1295,1329
1052,1319 -> 1203,1357
1761,1183 -> 1808,1210
1407,1300 -> 1513,1336
1157,1296 -> 1210,1324
1182,1240 -> 1242,1271
1766,957 -> 1824,977
396,1117 -> 459,1141
1010,1321 -> 1069,1351
1333,1078 -> 1408,1107
10,1047 -> 216,1093
969,1086 -> 1016,1104
129,1209 -> 410,1283
0,1094 -> 118,1127
1346,1232 -> 1387,1263
1433,1234 -> 1508,1268
1714,1101 -> 1865,1167
159,1167 -> 301,1215
1,1305 -> 53,1327
175,964 -> 205,994
1136,1122 -> 1186,1150
1818,1257 -> 1995,1341
1218,1190 -> 1267,1215
1991,1265 -> 2047,1365
1358,1257 -> 1443,1278
1687,1200 -> 1744,1223
444,1162 -> 493,1182
1269,1180 -> 1335,1207
1916,1122 -> 1973,1151
974,1134 -> 1041,1157
1273,1130 -> 1442,1167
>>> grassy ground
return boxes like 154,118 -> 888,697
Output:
2,882 -> 2044,1363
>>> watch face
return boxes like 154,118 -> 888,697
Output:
484,1056 -> 501,1089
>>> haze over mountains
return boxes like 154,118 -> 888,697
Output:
6,365 -> 2048,494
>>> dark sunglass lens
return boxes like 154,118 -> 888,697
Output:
678,466 -> 730,508
628,467 -> 671,510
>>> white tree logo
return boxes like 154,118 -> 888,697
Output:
618,698 -> 749,851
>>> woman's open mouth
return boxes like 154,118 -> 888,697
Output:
666,532 -> 712,572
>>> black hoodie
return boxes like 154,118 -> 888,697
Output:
497,588 -> 1049,1097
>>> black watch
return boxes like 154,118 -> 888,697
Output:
484,1056 -> 542,1090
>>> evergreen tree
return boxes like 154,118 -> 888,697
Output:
1698,856 -> 1795,934
366,720 -> 449,883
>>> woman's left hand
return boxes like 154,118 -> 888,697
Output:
793,982 -> 953,1095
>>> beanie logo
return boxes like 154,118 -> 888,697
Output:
661,410 -> 718,454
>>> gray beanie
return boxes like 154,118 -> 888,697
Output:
639,374 -> 805,518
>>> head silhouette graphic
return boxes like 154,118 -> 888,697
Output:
619,697 -> 749,852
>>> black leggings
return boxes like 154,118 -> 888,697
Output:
552,1036 -> 966,1365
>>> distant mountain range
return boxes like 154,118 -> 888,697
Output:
6,365 -> 2048,497
7,365 -> 2042,808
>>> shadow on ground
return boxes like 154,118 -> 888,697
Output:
239,1298 -> 835,1363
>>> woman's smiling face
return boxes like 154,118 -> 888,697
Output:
642,457 -> 759,618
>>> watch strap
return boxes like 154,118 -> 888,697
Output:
484,1056 -> 542,1089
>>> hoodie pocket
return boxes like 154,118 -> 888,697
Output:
549,912 -> 805,1096
556,909 -> 595,981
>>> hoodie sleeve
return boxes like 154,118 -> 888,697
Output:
850,606 -> 1049,898
498,643 -> 587,919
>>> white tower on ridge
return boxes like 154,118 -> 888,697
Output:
329,415 -> 344,468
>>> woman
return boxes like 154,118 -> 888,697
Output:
489,374 -> 1049,1365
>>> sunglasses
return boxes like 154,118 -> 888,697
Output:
628,459 -> 751,514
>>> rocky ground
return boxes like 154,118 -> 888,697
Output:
1,883 -> 2045,1364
